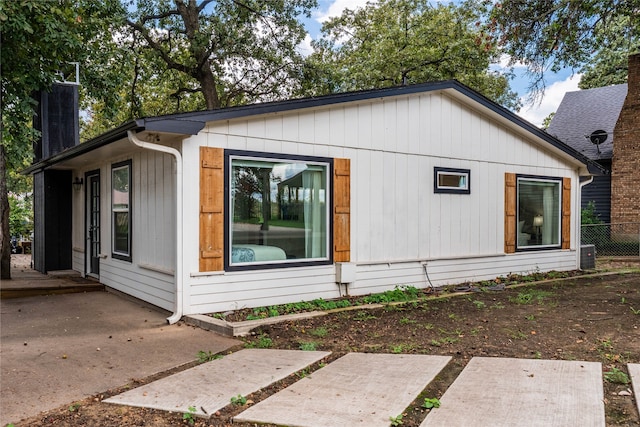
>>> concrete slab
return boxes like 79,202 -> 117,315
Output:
104,349 -> 330,417
234,353 -> 451,427
0,292 -> 239,426
628,364 -> 640,418
421,357 -> 605,427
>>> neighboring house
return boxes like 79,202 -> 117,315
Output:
25,80 -> 603,322
546,84 -> 626,223
547,53 -> 640,225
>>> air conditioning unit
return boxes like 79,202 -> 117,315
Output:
580,245 -> 596,270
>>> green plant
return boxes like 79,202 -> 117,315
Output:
389,414 -> 404,426
68,403 -> 81,412
309,327 -> 329,337
353,311 -> 378,321
399,316 -> 417,325
604,368 -> 630,384
183,406 -> 197,425
245,334 -> 273,349
525,314 -> 536,321
472,300 -> 486,309
505,329 -> 527,340
197,350 -> 222,363
299,341 -> 317,351
630,306 -> 640,315
230,394 -> 247,405
510,289 -> 551,305
422,397 -> 441,409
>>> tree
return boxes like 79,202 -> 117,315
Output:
487,0 -> 640,100
579,15 -> 640,89
125,0 -> 317,111
0,0 -> 125,279
300,0 -> 520,110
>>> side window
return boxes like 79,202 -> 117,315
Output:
434,167 -> 470,194
112,160 -> 132,261
516,176 -> 561,249
226,152 -> 331,269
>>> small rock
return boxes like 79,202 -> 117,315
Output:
618,390 -> 632,396
62,354 -> 67,359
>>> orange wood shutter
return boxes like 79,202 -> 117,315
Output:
562,177 -> 571,249
199,147 -> 224,272
504,172 -> 517,254
333,158 -> 351,262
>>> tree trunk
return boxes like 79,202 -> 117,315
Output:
0,145 -> 11,279
198,60 -> 220,110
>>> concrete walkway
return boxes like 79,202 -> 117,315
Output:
104,350 -> 619,427
1,289 -> 239,426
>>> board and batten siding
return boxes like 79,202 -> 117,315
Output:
71,148 -> 177,311
184,90 -> 580,314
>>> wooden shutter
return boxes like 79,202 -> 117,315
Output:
504,172 -> 517,254
562,177 -> 571,249
333,158 -> 351,262
199,147 -> 224,272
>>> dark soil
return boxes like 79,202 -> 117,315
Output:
16,270 -> 640,427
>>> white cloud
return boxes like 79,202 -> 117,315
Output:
314,0 -> 372,23
297,33 -> 314,57
517,74 -> 582,127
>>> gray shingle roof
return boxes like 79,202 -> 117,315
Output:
546,84 -> 627,161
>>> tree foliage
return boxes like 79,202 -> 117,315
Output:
0,0 -> 125,278
487,0 -> 640,100
124,0 -> 316,111
301,0 -> 520,110
579,15 -> 639,89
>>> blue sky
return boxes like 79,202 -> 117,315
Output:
301,0 -> 581,127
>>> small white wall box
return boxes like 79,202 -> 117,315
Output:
336,262 -> 357,283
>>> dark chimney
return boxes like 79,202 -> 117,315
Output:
33,83 -> 80,162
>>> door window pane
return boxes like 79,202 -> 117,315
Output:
112,161 -> 132,261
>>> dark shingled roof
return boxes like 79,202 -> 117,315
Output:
546,84 -> 627,161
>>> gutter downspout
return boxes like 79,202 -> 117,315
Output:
128,131 -> 183,324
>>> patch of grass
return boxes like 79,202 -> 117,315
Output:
362,286 -> 420,304
390,343 -> 415,353
196,350 -> 222,363
491,302 -> 505,309
299,341 -> 318,351
423,323 -> 434,330
604,368 -> 630,384
525,314 -> 536,321
245,334 -> 273,349
505,328 -> 527,340
68,403 -> 81,412
472,300 -> 486,309
353,311 -> 378,321
309,327 -> 329,337
399,316 -> 417,325
510,289 -> 552,305
630,306 -> 640,315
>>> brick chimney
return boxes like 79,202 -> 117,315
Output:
611,53 -> 640,228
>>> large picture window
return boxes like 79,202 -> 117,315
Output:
227,153 -> 331,268
112,160 -> 132,261
516,176 -> 561,249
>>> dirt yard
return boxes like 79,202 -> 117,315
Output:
13,269 -> 640,427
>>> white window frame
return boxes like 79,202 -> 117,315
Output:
434,167 -> 470,194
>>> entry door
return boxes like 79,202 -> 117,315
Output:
86,173 -> 100,277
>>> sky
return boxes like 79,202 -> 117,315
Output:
302,0 -> 581,127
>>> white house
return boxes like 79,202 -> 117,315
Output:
25,81 -> 603,323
